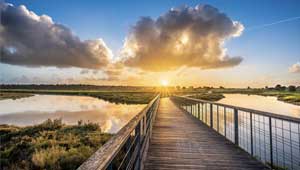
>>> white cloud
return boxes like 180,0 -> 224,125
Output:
0,2 -> 112,69
289,62 -> 300,73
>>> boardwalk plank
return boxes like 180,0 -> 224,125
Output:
144,98 -> 268,170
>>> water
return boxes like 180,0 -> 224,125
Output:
218,94 -> 300,118
0,95 -> 146,133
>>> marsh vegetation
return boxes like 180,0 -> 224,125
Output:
0,92 -> 34,100
0,119 -> 112,170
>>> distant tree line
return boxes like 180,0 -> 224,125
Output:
1,84 -> 299,92
265,84 -> 300,92
0,84 -> 157,91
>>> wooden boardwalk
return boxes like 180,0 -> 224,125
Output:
144,98 -> 268,170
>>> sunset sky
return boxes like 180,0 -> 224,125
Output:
1,0 -> 300,87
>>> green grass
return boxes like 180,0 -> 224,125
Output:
0,89 -> 157,104
1,87 -> 299,105
0,92 -> 34,100
0,119 -> 112,170
188,92 -> 225,101
210,88 -> 300,105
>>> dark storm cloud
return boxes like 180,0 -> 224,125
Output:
0,3 -> 112,69
122,4 -> 244,71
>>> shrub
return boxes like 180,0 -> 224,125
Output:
288,85 -> 296,92
0,119 -> 112,170
32,146 -> 66,169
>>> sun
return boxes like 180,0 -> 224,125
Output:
180,33 -> 189,45
161,79 -> 169,87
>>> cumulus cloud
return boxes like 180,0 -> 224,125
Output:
121,4 -> 244,71
289,62 -> 300,73
0,2 -> 112,69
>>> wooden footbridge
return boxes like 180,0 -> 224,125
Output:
78,95 -> 300,170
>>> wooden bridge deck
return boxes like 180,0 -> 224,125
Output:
144,98 -> 268,170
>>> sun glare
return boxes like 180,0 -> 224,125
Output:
180,33 -> 189,45
161,80 -> 169,86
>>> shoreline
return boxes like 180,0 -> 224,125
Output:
0,90 -> 157,104
1,89 -> 299,106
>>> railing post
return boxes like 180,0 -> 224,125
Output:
205,104 -> 208,124
192,104 -> 194,116
210,103 -> 213,128
234,108 -> 239,145
135,122 -> 141,170
269,116 -> 273,169
250,112 -> 253,156
201,103 -> 204,121
198,103 -> 200,119
217,105 -> 219,132
224,107 -> 227,137
107,163 -> 113,170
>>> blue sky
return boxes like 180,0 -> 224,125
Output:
2,0 -> 300,87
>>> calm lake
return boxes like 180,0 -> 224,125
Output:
0,95 -> 146,133
1,94 -> 299,133
218,94 -> 300,118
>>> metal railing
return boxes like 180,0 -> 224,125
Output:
172,96 -> 300,170
78,95 -> 160,170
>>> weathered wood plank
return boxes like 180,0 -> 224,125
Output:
144,98 -> 268,170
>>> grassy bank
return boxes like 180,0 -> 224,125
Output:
0,89 -> 157,104
0,119 -> 112,170
188,92 -> 225,101
1,86 -> 299,105
212,88 -> 300,105
0,92 -> 34,100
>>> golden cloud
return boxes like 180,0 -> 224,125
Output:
121,4 -> 244,71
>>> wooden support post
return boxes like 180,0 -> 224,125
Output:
136,122 -> 141,170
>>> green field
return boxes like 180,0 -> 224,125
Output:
211,88 -> 300,105
0,89 -> 157,104
1,85 -> 299,105
0,92 -> 34,100
187,92 -> 225,101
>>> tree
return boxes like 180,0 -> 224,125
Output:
275,84 -> 281,90
188,86 -> 194,90
288,85 -> 296,92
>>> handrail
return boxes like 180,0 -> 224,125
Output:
172,95 -> 300,170
178,96 -> 300,123
78,95 -> 160,170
